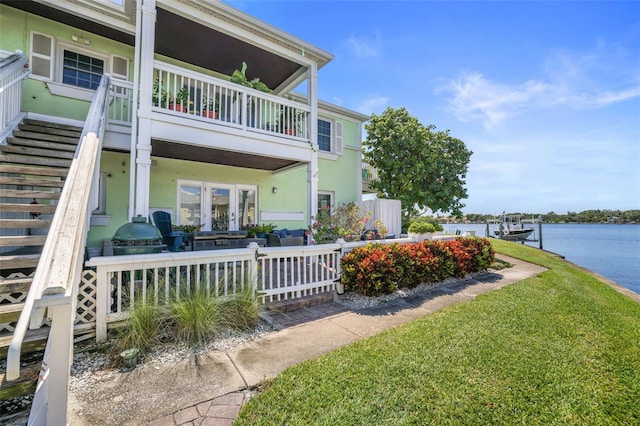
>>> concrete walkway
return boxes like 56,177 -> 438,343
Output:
68,254 -> 546,425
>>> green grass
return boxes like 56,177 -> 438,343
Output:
236,240 -> 640,425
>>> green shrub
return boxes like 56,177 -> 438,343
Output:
170,286 -> 222,346
408,216 -> 444,232
219,286 -> 261,330
116,296 -> 165,357
340,238 -> 495,296
407,221 -> 436,233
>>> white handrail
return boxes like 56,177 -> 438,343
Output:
0,52 -> 31,137
6,73 -> 110,425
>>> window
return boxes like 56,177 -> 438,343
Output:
29,31 -> 129,99
318,119 -> 331,152
317,192 -> 334,215
317,119 -> 343,155
62,50 -> 104,89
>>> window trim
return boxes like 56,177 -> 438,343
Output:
317,117 -> 343,159
57,42 -> 107,89
317,191 -> 334,215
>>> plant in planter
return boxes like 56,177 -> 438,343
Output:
278,105 -> 302,136
231,62 -> 270,127
230,61 -> 270,93
169,86 -> 190,112
202,94 -> 220,119
245,223 -> 277,238
408,221 -> 437,242
152,78 -> 168,108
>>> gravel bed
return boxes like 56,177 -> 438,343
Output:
69,320 -> 275,392
336,271 -> 488,310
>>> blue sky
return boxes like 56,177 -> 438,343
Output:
227,1 -> 640,215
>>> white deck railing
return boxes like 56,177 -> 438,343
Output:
84,237 -> 415,342
0,51 -> 31,140
6,74 -> 110,426
153,60 -> 310,141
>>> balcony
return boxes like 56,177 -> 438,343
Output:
106,60 -> 313,171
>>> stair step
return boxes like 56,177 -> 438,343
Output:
18,123 -> 82,139
0,153 -> 72,168
0,164 -> 68,178
0,327 -> 49,358
0,176 -> 65,188
0,276 -> 33,294
0,364 -> 39,401
0,203 -> 57,214
0,219 -> 51,228
11,130 -> 80,146
23,118 -> 83,133
0,302 -> 25,324
0,189 -> 61,200
8,136 -> 79,152
0,235 -> 46,247
0,254 -> 40,270
0,143 -> 75,160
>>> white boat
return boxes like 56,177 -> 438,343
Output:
489,214 -> 535,241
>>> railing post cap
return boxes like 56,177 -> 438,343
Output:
336,238 -> 346,244
247,242 -> 260,249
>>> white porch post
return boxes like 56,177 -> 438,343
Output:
307,62 -> 319,231
133,0 -> 156,219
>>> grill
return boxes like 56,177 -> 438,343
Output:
111,215 -> 166,255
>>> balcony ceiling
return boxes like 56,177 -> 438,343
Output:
151,140 -> 301,172
4,2 -> 303,91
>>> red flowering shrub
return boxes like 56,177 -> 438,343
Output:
340,238 -> 495,296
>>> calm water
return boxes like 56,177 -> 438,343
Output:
445,223 -> 640,295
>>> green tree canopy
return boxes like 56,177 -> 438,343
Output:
363,107 -> 472,220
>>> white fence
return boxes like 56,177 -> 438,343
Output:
84,238 -> 414,342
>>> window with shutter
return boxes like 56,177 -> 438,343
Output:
30,32 -> 54,80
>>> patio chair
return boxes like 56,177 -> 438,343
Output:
152,211 -> 188,252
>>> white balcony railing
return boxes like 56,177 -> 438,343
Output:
152,61 -> 310,141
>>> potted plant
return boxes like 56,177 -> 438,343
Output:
152,78 -> 167,108
202,94 -> 219,119
230,61 -> 270,93
231,62 -> 270,127
169,86 -> 190,112
246,223 -> 277,238
279,105 -> 300,136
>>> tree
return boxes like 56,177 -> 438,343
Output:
363,107 -> 472,221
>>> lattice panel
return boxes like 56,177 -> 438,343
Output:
76,269 -> 97,324
0,271 -> 33,333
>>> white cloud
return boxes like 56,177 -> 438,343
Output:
439,41 -> 640,130
356,95 -> 389,115
439,72 -> 548,129
344,32 -> 383,58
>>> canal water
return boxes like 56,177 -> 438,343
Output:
444,223 -> 640,295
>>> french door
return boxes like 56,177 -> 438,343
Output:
178,181 -> 257,231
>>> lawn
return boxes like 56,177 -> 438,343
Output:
235,240 -> 640,425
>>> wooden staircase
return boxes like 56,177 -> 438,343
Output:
0,118 -> 81,409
